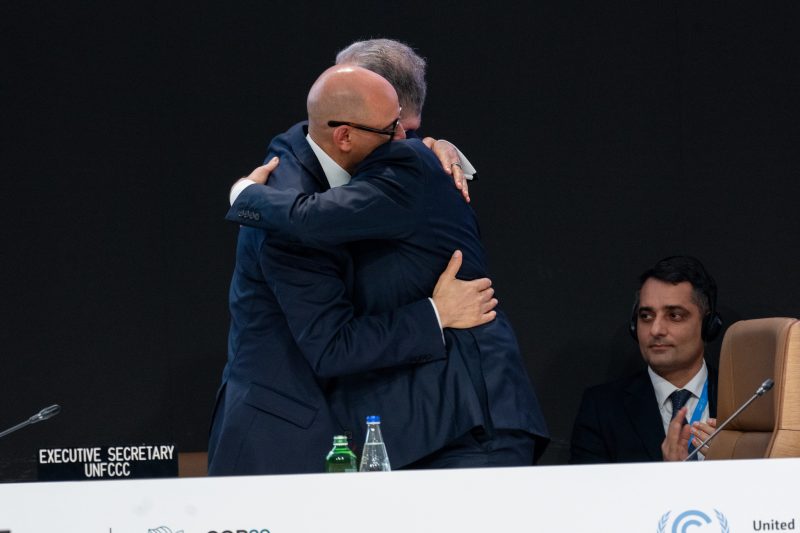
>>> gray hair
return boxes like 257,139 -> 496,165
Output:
335,38 -> 427,118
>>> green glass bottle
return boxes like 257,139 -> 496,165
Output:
325,435 -> 358,473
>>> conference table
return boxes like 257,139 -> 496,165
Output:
0,458 -> 797,532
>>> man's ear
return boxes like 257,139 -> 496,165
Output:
331,126 -> 353,153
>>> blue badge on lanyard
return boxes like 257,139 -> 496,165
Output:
687,378 -> 709,453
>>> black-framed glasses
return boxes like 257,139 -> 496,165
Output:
327,117 -> 401,141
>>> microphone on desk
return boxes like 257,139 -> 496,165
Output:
684,378 -> 774,461
0,404 -> 62,440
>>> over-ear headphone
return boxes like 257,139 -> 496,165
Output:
628,256 -> 723,343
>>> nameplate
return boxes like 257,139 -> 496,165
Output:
37,443 -> 177,481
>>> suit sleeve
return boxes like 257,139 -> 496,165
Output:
260,239 -> 445,379
226,143 -> 425,247
569,389 -> 613,464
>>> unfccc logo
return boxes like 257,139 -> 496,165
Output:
207,530 -> 271,533
657,509 -> 729,533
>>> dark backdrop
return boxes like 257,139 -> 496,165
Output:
2,1 -> 798,480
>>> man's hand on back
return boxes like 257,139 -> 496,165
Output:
423,137 -> 470,203
229,157 -> 280,205
247,156 -> 279,185
432,250 -> 496,328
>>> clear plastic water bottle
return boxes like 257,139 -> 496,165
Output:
358,415 -> 391,472
325,435 -> 358,473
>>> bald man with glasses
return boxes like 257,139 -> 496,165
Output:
225,64 -> 548,469
209,64 -> 498,475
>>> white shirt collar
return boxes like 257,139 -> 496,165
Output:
306,133 -> 351,188
648,359 -> 708,410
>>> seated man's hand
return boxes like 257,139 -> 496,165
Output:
422,137 -> 470,203
690,418 -> 717,454
661,406 -> 693,461
432,250 -> 496,328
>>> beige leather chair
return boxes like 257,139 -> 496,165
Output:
706,317 -> 800,459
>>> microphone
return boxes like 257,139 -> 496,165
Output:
755,379 -> 775,396
0,404 -> 62,439
32,404 -> 61,422
684,378 -> 774,461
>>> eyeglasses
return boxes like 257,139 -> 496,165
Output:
327,117 -> 401,141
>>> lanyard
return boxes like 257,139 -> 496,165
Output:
687,378 -> 709,452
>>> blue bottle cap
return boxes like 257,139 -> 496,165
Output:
366,415 -> 381,423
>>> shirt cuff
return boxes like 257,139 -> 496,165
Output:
229,179 -> 256,206
455,147 -> 477,180
428,297 -> 445,344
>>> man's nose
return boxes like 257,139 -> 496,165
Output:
649,315 -> 667,337
394,123 -> 406,140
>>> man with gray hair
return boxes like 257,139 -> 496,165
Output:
334,38 -> 477,196
336,39 -> 427,132
229,38 -> 475,205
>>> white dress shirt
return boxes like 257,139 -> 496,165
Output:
648,360 -> 709,459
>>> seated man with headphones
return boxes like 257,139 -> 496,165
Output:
570,256 -> 721,463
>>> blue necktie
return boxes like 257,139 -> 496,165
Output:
669,389 -> 692,422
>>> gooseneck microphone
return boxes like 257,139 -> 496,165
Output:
0,404 -> 62,439
684,378 -> 774,461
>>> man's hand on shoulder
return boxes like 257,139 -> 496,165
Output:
432,250 -> 497,328
422,137 -> 470,203
229,157 -> 280,205
247,156 -> 280,184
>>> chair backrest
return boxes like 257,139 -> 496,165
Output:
178,451 -> 208,477
705,317 -> 800,460
769,318 -> 800,457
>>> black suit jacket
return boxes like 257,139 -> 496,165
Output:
569,364 -> 718,464
209,124 -> 446,475
227,138 -> 549,467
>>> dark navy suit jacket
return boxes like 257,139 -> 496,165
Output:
227,138 -> 549,467
209,124 -> 446,475
569,364 -> 718,463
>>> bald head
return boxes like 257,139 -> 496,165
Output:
306,65 -> 402,172
307,65 -> 398,137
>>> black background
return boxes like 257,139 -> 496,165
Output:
2,1 -> 798,480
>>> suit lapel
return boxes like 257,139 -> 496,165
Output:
287,122 -> 330,192
622,371 -> 665,460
